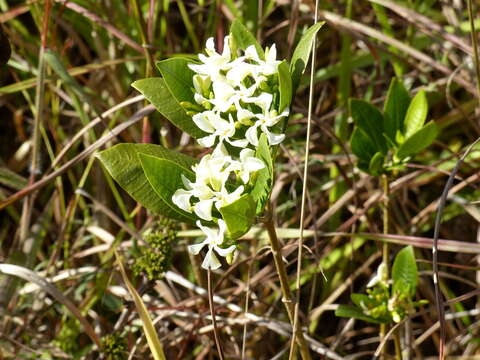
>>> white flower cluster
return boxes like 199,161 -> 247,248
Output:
172,36 -> 287,270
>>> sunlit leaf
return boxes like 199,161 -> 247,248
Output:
290,22 -> 325,91
97,144 -> 196,223
138,153 -> 197,222
132,77 -> 205,138
396,122 -> 438,160
219,194 -> 256,239
404,90 -> 428,138
392,246 -> 418,297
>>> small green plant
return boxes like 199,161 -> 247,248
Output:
350,78 -> 438,175
102,332 -> 128,360
335,246 -> 427,324
133,219 -> 176,280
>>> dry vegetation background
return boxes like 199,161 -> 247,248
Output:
1,0 -> 480,359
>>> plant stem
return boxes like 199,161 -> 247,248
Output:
394,330 -> 402,360
207,269 -> 225,360
380,173 -> 390,359
263,210 -> 312,360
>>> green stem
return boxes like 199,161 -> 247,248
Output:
394,329 -> 402,360
263,209 -> 312,360
381,173 -> 390,359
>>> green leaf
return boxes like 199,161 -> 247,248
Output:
290,22 -> 325,92
368,152 -> 385,176
392,246 -> 418,298
350,99 -> 387,154
383,78 -> 410,144
335,305 -> 384,324
251,134 -> 273,214
115,251 -> 166,360
404,90 -> 428,138
396,122 -> 438,160
230,20 -> 264,57
138,153 -> 197,222
278,60 -> 292,113
132,77 -> 205,138
96,143 -> 196,223
156,58 -> 195,104
219,194 -> 256,239
351,293 -> 374,309
350,128 -> 376,163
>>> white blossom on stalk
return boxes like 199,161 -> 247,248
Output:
228,149 -> 266,183
244,92 -> 289,146
188,220 -> 235,270
193,111 -> 248,148
188,36 -> 232,81
244,44 -> 281,76
172,146 -> 246,221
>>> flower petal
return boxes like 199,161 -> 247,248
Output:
214,244 -> 236,257
265,130 -> 285,145
193,112 -> 215,133
198,134 -> 216,148
245,124 -> 260,146
194,199 -> 215,221
188,241 -> 206,255
201,248 -> 222,270
172,189 -> 193,213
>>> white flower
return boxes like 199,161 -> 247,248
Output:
245,44 -> 281,76
172,147 -> 245,221
188,220 -> 236,270
244,92 -> 289,146
193,111 -> 248,148
209,80 -> 258,113
192,146 -> 232,190
367,262 -> 388,288
228,149 -> 265,183
213,184 -> 244,209
188,36 -> 233,81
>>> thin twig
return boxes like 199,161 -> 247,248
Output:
263,211 -> 312,360
290,1 -> 319,359
208,269 -> 225,360
432,137 -> 480,360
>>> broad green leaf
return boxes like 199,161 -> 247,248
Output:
350,99 -> 387,154
251,134 -> 273,213
350,128 -> 376,163
335,304 -> 385,324
290,22 -> 325,91
404,90 -> 428,138
219,194 -> 256,239
392,246 -> 418,298
96,143 -> 196,223
368,152 -> 385,176
383,78 -> 410,143
230,20 -> 264,57
132,78 -> 205,138
278,60 -> 292,113
396,122 -> 438,160
351,293 -> 374,309
138,154 -> 197,222
156,58 -> 195,104
114,251 -> 166,360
